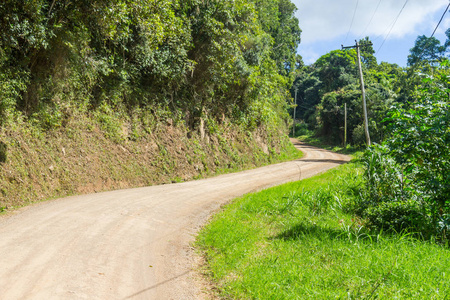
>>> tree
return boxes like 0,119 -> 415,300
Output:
407,35 -> 447,66
359,37 -> 377,68
0,0 -> 303,134
291,67 -> 321,122
255,0 -> 301,79
294,37 -> 402,145
314,49 -> 358,92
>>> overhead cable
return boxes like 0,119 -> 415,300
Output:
361,0 -> 382,38
344,0 -> 359,44
413,2 -> 450,65
430,2 -> 450,38
377,0 -> 409,53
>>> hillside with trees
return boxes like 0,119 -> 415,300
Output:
293,32 -> 450,240
292,33 -> 450,146
0,0 -> 302,209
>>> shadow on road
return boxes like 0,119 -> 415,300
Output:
300,159 -> 349,164
123,270 -> 191,299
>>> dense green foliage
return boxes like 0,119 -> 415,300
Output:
353,62 -> 450,239
292,37 -> 402,145
407,31 -> 450,66
0,0 -> 301,131
197,163 -> 450,299
294,33 -> 450,240
293,34 -> 450,145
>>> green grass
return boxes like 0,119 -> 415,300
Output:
196,162 -> 450,299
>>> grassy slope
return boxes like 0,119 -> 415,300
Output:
196,162 -> 450,299
0,114 -> 302,211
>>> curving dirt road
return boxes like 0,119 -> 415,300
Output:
0,140 -> 350,299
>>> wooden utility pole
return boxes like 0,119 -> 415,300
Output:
342,41 -> 371,146
293,88 -> 297,137
356,41 -> 371,146
344,102 -> 347,147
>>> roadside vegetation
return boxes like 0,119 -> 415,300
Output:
197,31 -> 449,299
290,33 -> 450,147
0,0 -> 302,210
290,31 -> 449,243
292,61 -> 449,242
196,162 -> 450,299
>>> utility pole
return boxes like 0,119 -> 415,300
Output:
344,102 -> 347,147
342,40 -> 371,146
293,88 -> 297,137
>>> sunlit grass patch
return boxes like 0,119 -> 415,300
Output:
196,162 -> 450,299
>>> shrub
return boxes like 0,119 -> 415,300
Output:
352,124 -> 366,146
364,199 -> 430,234
354,145 -> 430,234
352,62 -> 450,240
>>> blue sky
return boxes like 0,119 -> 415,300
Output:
292,0 -> 450,66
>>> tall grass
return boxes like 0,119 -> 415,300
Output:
196,162 -> 450,299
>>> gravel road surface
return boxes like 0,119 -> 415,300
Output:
0,139 -> 350,299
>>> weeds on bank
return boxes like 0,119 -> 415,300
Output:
196,162 -> 450,299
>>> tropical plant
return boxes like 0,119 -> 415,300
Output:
353,60 -> 450,239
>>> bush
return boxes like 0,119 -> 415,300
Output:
352,124 -> 366,146
353,145 -> 430,234
293,121 -> 310,136
364,199 -> 430,234
351,62 -> 450,240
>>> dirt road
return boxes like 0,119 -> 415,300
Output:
0,140 -> 350,299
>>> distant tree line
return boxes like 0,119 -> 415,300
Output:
292,32 -> 450,146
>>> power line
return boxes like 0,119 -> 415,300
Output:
360,6 -> 396,46
361,0 -> 382,38
413,3 -> 450,65
431,2 -> 450,38
377,0 -> 409,53
344,0 -> 359,44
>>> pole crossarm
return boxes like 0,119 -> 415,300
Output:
341,41 -> 373,50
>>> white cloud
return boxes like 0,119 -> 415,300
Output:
298,45 -> 322,65
292,0 -> 449,45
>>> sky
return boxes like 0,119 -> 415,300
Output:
292,0 -> 450,66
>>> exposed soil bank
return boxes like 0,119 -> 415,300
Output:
0,116 -> 300,210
